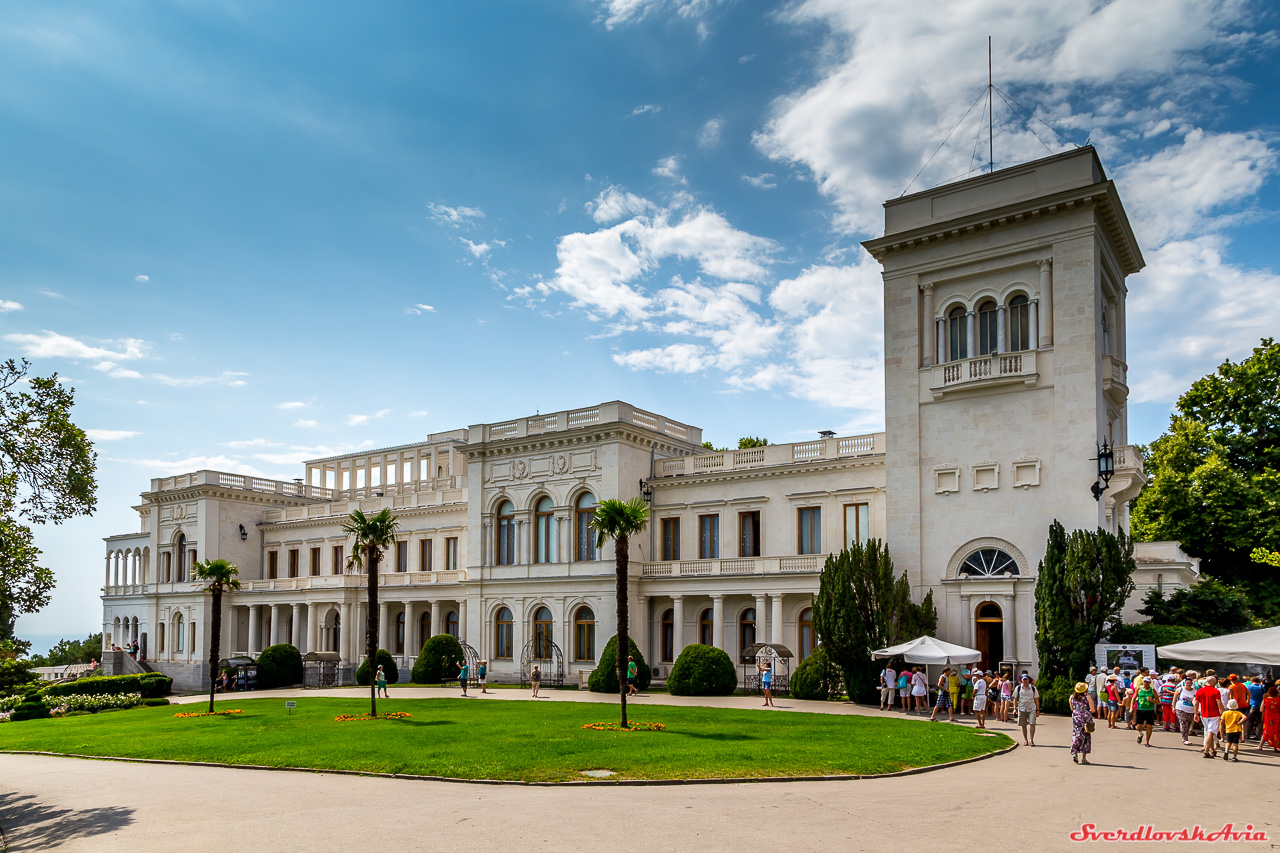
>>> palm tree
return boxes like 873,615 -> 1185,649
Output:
592,497 -> 650,728
191,558 -> 241,714
342,508 -> 400,716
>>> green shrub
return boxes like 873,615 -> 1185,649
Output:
356,650 -> 400,686
140,674 -> 172,698
64,710 -> 92,717
1039,675 -> 1075,716
256,644 -> 303,689
11,699 -> 49,722
667,644 -> 737,696
790,646 -> 841,700
1109,622 -> 1210,647
411,634 -> 465,684
41,673 -> 172,699
0,658 -> 37,695
588,635 -> 651,693
142,697 -> 170,707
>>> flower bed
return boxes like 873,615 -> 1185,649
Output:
0,695 -> 21,713
174,709 -> 244,718
44,692 -> 143,714
581,720 -> 666,732
334,711 -> 413,722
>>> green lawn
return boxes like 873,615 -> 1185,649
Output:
0,698 -> 1011,782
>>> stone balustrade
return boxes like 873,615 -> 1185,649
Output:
654,433 -> 884,478
150,470 -> 336,500
638,555 -> 824,577
475,401 -> 701,445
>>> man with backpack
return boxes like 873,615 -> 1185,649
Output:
1014,673 -> 1041,746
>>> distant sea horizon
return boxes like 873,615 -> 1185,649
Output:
18,633 -> 93,657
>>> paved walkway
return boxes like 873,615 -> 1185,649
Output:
3,688 -> 1277,851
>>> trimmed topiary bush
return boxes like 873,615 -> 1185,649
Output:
12,689 -> 50,722
142,697 -> 170,707
667,644 -> 737,696
789,645 -> 841,701
356,649 -> 400,686
411,634 -> 465,684
140,674 -> 172,698
588,635 -> 651,693
255,644 -> 303,689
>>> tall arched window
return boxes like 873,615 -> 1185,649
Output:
534,497 -> 555,563
977,300 -> 998,355
418,612 -> 430,651
445,610 -> 459,638
395,612 -> 405,654
798,607 -> 814,661
494,607 -> 513,659
739,608 -> 756,651
175,534 -> 186,582
574,606 -> 595,661
1007,294 -> 1030,352
174,614 -> 185,653
698,608 -> 714,646
576,493 -> 597,561
496,500 -> 516,565
533,606 -> 553,657
948,306 -> 968,361
661,608 -> 674,662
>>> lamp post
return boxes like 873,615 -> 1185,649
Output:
1090,440 -> 1114,501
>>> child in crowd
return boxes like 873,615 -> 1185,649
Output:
1222,699 -> 1246,762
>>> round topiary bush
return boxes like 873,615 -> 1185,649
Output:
789,646 -> 841,701
588,635 -> 651,693
411,634 -> 465,684
11,697 -> 50,721
140,674 -> 173,698
356,649 -> 400,686
255,644 -> 303,689
667,644 -> 737,696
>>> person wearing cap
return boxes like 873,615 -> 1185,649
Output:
1173,674 -> 1197,745
1013,673 -> 1040,746
971,668 -> 989,729
1194,675 -> 1225,758
1222,698 -> 1246,762
478,659 -> 489,694
1085,665 -> 1097,695
878,662 -> 897,711
1158,674 -> 1177,732
1134,676 -> 1158,746
1069,682 -> 1095,765
1228,674 -> 1250,715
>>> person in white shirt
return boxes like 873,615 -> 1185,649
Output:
879,665 -> 897,711
971,671 -> 989,729
910,667 -> 928,714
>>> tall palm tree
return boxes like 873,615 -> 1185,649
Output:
342,508 -> 400,716
191,558 -> 241,714
592,497 -> 650,728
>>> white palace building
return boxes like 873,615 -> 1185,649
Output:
100,148 -> 1200,691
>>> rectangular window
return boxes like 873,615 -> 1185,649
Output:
661,518 -> 680,561
445,537 -> 459,571
163,552 -> 172,582
288,549 -> 299,578
420,539 -> 432,572
739,511 -> 761,557
268,551 -> 278,580
396,541 -> 408,572
698,515 -> 719,559
844,503 -> 870,548
798,507 -> 822,555
332,545 -> 343,574
310,547 -> 321,577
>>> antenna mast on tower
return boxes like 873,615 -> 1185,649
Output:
987,36 -> 994,172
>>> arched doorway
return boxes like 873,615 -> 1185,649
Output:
974,601 -> 1003,672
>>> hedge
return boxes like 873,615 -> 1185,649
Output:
411,634 -> 465,684
666,644 -> 737,696
588,635 -> 651,693
42,673 -> 171,699
1039,675 -> 1075,716
256,644 -> 304,689
356,649 -> 400,686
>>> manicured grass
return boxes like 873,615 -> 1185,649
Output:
0,698 -> 1011,782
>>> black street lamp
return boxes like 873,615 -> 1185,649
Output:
1090,440 -> 1115,501
638,478 -> 653,502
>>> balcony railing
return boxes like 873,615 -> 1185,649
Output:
240,570 -> 467,592
654,433 -> 884,478
150,470 -> 336,500
930,350 -> 1038,397
478,401 -> 700,444
639,556 -> 825,577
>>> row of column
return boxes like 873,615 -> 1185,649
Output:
921,259 -> 1053,367
660,592 -> 786,650
960,591 -> 1018,663
307,444 -> 459,495
241,599 -> 467,663
483,516 -> 588,566
105,551 -> 148,587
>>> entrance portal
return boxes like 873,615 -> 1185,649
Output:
974,601 -> 1003,672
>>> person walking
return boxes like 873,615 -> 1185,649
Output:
947,667 -> 961,715
910,667 -> 928,714
530,664 -> 542,698
1000,672 -> 1014,724
1069,682 -> 1095,765
627,656 -> 639,697
759,660 -> 774,707
971,669 -> 989,729
1104,675 -> 1122,729
960,668 -> 973,716
1245,675 -> 1265,740
1159,675 -> 1177,732
930,668 -> 955,722
1014,673 -> 1040,746
1221,699 -> 1246,762
1134,676 -> 1158,747
1259,685 -> 1280,753
458,659 -> 469,697
375,665 -> 389,699
478,659 -> 489,694
878,663 -> 897,710
1173,675 -> 1197,746
896,669 -> 910,711
1194,675 -> 1224,758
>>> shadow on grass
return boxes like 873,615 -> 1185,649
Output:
0,791 -> 135,852
387,719 -> 455,727
668,731 -> 758,741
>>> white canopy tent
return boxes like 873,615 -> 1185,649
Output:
1157,626 -> 1280,666
871,636 -> 982,666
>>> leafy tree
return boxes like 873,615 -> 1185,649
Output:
1034,521 -> 1136,681
342,508 -> 399,716
736,436 -> 770,449
0,359 -> 97,642
811,540 -> 935,703
29,633 -> 102,668
192,558 -> 241,713
1136,577 -> 1255,636
1108,622 -> 1210,647
1132,338 -> 1280,622
591,496 -> 650,728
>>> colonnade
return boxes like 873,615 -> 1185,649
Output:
104,548 -> 150,587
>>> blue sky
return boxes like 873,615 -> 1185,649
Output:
4,0 -> 1278,649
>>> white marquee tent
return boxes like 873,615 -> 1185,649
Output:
1157,625 -> 1280,666
871,636 -> 982,666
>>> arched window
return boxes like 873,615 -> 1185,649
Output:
533,606 -> 553,658
660,608 -> 674,662
175,534 -> 186,582
496,500 -> 516,565
534,497 -> 555,563
977,601 -> 1002,620
798,607 -> 814,661
959,548 -> 1020,577
574,606 -> 595,661
977,300 -> 998,355
395,612 -> 405,654
1007,294 -> 1030,352
698,608 -> 713,646
576,493 -> 597,561
737,604 -> 752,650
948,306 -> 968,361
494,607 -> 513,659
174,614 -> 184,653
445,610 -> 459,638
157,621 -> 166,653
418,612 -> 430,651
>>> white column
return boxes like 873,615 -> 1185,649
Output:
1038,259 -> 1053,348
404,601 -> 416,659
960,594 -> 972,648
1002,594 -> 1015,668
1116,287 -> 1126,361
104,554 -> 111,589
672,596 -> 685,658
965,311 -> 975,359
996,305 -> 1006,353
770,595 -> 783,645
517,519 -> 526,565
711,595 -> 724,650
430,601 -> 441,639
482,523 -> 491,566
291,603 -> 303,650
248,605 -> 261,655
921,284 -> 935,366
754,594 -> 767,644
340,602 -> 352,663
936,318 -> 946,364
636,595 -> 649,662
1028,299 -> 1039,351
307,603 -> 320,655
458,599 -> 468,642
378,602 -> 390,651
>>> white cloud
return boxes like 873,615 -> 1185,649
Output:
276,401 -> 307,410
698,117 -> 723,148
152,371 -> 248,388
409,410 -> 429,417
741,173 -> 777,189
462,239 -> 492,258
630,104 -> 661,116
294,418 -> 319,428
92,361 -> 144,380
39,291 -> 64,299
614,343 -> 713,373
0,300 -> 22,312
595,0 -> 721,29
223,438 -> 282,448
427,202 -> 485,228
134,274 -> 149,283
84,429 -> 141,441
4,330 -> 147,361
403,303 -> 435,315
588,186 -> 655,224
652,156 -> 686,184
252,440 -> 375,467
112,455 -> 272,478
345,408 -> 391,427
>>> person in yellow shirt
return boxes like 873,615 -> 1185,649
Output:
1222,699 -> 1246,762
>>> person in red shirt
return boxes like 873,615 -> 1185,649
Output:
1195,675 -> 1225,758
